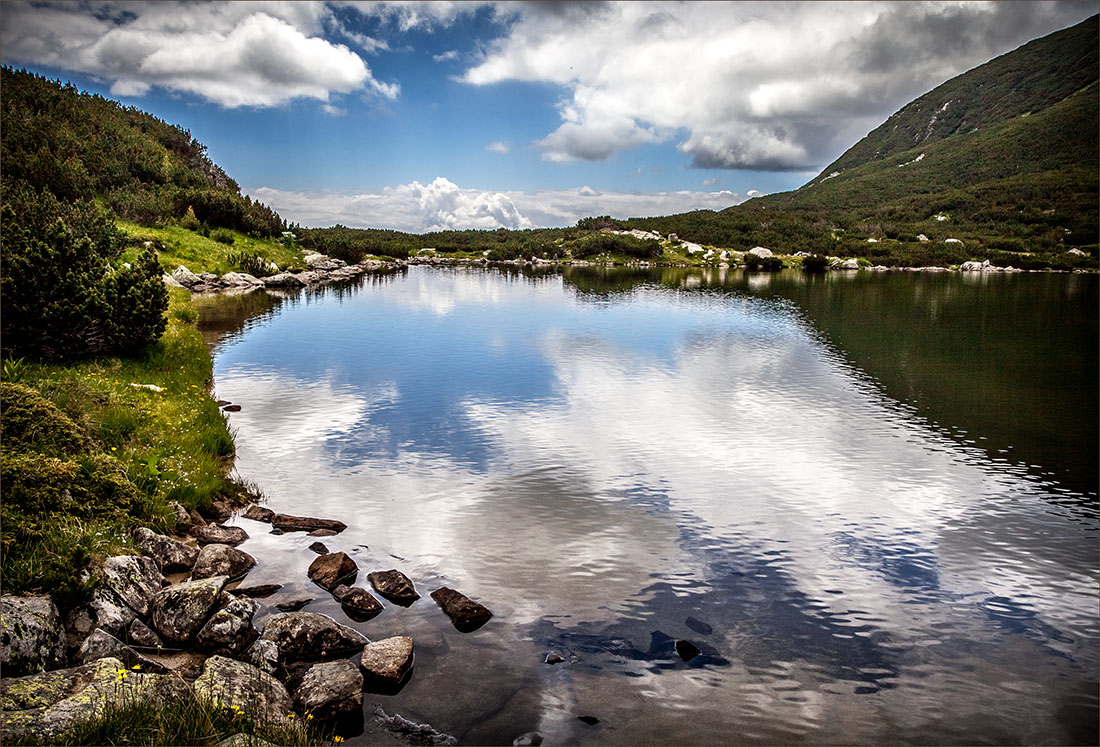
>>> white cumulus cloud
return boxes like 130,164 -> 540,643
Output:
250,179 -> 747,232
460,1 -> 1095,170
485,141 -> 511,154
0,1 -> 398,108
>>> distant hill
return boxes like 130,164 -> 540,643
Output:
629,15 -> 1098,267
0,67 -> 286,237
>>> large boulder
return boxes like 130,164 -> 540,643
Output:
303,253 -> 347,271
150,576 -> 228,645
0,596 -> 67,676
0,657 -> 191,742
76,629 -> 166,673
171,266 -> 202,288
307,552 -> 357,591
430,587 -> 492,631
261,273 -> 306,288
359,636 -> 414,688
134,527 -> 199,573
271,513 -> 347,533
257,612 -> 367,664
102,555 -> 165,618
748,246 -> 773,257
367,570 -> 420,605
192,524 -> 249,547
193,655 -> 295,724
87,586 -> 138,639
293,659 -> 363,720
219,272 -> 263,288
196,596 -> 257,654
192,544 -> 256,581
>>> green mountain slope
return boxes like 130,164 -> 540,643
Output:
629,15 -> 1098,267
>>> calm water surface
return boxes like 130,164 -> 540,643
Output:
197,267 -> 1098,746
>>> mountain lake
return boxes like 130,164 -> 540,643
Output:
195,266 -> 1098,746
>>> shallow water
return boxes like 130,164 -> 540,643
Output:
197,267 -> 1098,745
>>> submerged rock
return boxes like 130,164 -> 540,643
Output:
430,587 -> 492,631
274,598 -> 313,613
373,706 -> 457,746
368,569 -> 420,606
0,596 -> 67,677
675,640 -> 702,661
307,552 -> 357,591
134,527 -> 199,573
293,659 -> 363,720
192,523 -> 249,547
192,543 -> 256,580
257,612 -> 367,664
230,584 -> 282,599
150,575 -> 228,645
271,513 -> 347,534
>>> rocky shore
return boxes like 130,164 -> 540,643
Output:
0,500 -> 493,744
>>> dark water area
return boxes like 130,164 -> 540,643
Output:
196,267 -> 1098,745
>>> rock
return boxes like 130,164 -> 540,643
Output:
150,575 -> 228,645
1067,248 -> 1087,256
190,509 -> 208,527
373,706 -> 457,746
368,570 -> 420,606
307,528 -> 337,537
959,260 -> 985,271
257,612 -> 367,663
944,237 -> 964,244
192,544 -> 257,580
205,500 -> 233,522
220,272 -> 264,288
242,505 -> 275,522
62,605 -> 96,657
163,273 -> 185,288
127,618 -> 164,649
261,273 -> 306,288
88,586 -> 138,639
214,734 -> 280,747
685,616 -> 713,635
675,639 -> 702,661
248,638 -> 280,675
307,552 -> 358,591
193,655 -> 295,724
332,585 -> 382,618
293,659 -> 363,720
360,636 -> 413,687
0,657 -> 191,742
271,513 -> 347,533
308,542 -> 329,555
169,501 -> 192,531
513,732 -> 543,746
171,266 -> 202,288
303,254 -> 347,271
0,596 -> 67,676
77,629 -> 166,673
102,555 -> 164,618
134,527 -> 199,573
544,652 -> 565,665
748,246 -> 773,257
231,584 -> 282,599
270,528 -> 285,535
833,258 -> 860,269
430,587 -> 492,631
917,234 -> 930,242
192,524 -> 249,547
196,595 -> 257,654
578,715 -> 600,726
222,404 -> 242,412
275,598 -> 313,613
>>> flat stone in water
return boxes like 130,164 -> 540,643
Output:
230,584 -> 282,598
275,598 -> 313,613
271,513 -> 347,533
685,616 -> 713,636
192,524 -> 249,547
675,639 -> 702,661
308,552 -> 357,591
242,505 -> 275,523
430,587 -> 492,632
308,542 -> 329,555
308,528 -> 337,537
368,570 -> 420,606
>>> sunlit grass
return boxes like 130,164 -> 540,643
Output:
116,221 -> 305,275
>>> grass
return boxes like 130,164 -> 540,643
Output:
116,221 -> 305,276
0,288 -> 243,608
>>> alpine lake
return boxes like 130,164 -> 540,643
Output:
194,265 -> 1098,746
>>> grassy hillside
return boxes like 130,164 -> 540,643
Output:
627,15 -> 1099,267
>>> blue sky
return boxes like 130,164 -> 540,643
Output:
1,1 -> 1094,232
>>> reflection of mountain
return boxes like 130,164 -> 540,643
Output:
558,267 -> 1098,500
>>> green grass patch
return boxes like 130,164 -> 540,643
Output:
0,288 -> 241,609
117,221 -> 305,276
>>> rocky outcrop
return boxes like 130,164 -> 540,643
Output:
293,659 -> 363,720
193,655 -> 294,724
430,587 -> 493,631
0,596 -> 67,676
196,596 -> 257,654
0,657 -> 191,742
359,636 -> 414,687
102,555 -> 164,619
307,552 -> 357,591
171,266 -> 202,288
368,570 -> 420,606
134,527 -> 199,573
192,524 -> 249,547
192,544 -> 256,580
271,513 -> 347,533
256,612 -> 367,664
150,576 -> 228,646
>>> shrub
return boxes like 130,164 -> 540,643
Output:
226,250 -> 273,277
802,254 -> 830,272
211,228 -> 235,245
569,233 -> 662,259
744,253 -> 783,271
